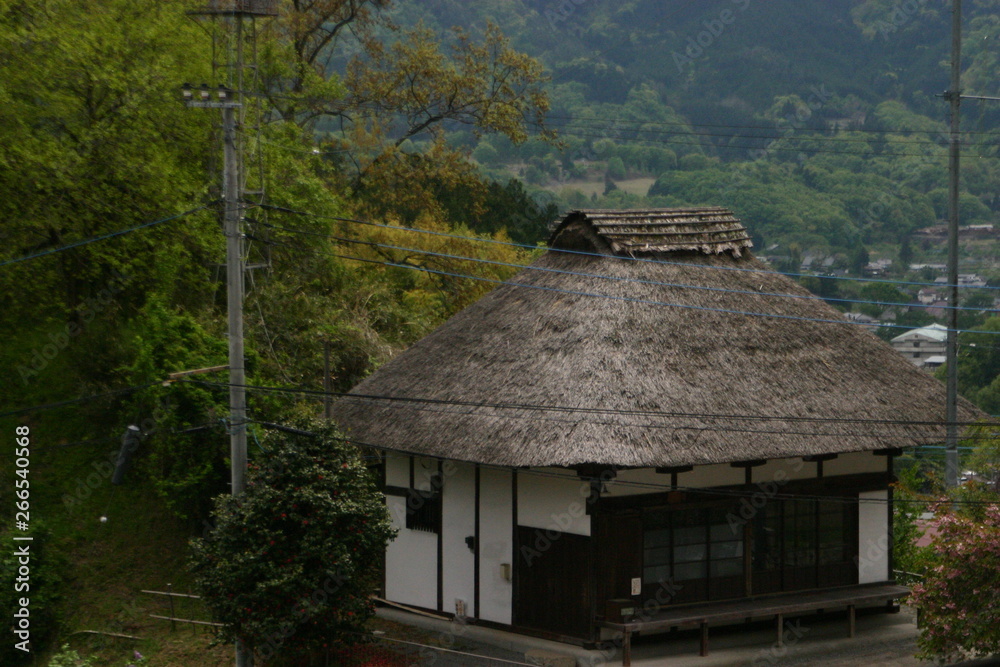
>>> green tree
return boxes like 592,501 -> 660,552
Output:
189,420 -> 395,663
0,0 -> 217,411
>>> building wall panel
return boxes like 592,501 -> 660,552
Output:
858,489 -> 890,584
478,468 -> 513,624
517,468 -> 591,537
442,462 -> 476,616
384,495 -> 438,609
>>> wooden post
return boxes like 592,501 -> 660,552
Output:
700,621 -> 709,656
622,629 -> 631,667
167,583 -> 176,632
776,613 -> 783,648
848,604 -> 856,638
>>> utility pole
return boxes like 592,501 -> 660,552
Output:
223,102 -> 248,498
183,83 -> 250,667
185,5 -> 276,667
940,1 -> 1000,486
945,0 -> 962,489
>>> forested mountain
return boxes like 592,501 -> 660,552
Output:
393,0 -> 1000,267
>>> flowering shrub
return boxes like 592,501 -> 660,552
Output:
189,419 -> 396,664
909,504 -> 1000,662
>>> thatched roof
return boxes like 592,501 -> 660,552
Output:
331,208 -> 984,469
553,208 -> 753,257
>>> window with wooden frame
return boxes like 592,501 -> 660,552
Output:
405,472 -> 442,533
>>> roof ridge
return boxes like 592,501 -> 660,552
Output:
550,207 -> 753,258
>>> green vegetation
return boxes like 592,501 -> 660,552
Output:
189,420 -> 395,665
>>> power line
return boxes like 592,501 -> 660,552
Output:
259,219 -> 997,316
548,117 -> 954,147
187,379 -> 996,431
550,126 -> 991,159
0,382 -> 163,419
257,234 -> 1000,335
0,203 -> 216,268
258,204 -> 1000,292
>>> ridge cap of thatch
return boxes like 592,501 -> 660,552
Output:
548,207 -> 754,258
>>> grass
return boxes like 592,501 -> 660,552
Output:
6,411 -> 233,666
13,413 -> 455,667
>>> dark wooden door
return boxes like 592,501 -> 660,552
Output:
593,512 -> 643,609
513,526 -> 592,639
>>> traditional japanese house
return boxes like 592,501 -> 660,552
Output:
331,208 -> 981,659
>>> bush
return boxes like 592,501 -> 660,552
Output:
189,419 -> 396,664
47,644 -> 95,667
910,503 -> 1000,662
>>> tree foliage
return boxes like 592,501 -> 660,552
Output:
189,420 -> 395,663
909,503 -> 1000,662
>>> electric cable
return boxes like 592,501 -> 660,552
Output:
258,203 -> 1000,292
258,219 -> 998,316
0,203 -> 217,268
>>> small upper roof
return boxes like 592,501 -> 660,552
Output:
550,207 -> 753,257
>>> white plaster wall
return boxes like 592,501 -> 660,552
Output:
826,451 -> 886,477
517,468 -> 591,537
385,453 -> 409,487
606,463 -> 745,496
858,490 -> 890,584
442,462 -> 476,617
478,467 -> 513,624
384,494 -> 438,609
755,457 -> 819,484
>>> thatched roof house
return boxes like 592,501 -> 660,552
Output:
332,208 -> 981,658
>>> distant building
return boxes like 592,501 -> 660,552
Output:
890,324 -> 948,368
863,259 -> 892,276
916,288 -> 941,305
933,274 -> 987,288
844,312 -> 879,325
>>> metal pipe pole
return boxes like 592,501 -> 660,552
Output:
945,0 -> 962,489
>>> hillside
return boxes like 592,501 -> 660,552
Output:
392,0 -> 1000,269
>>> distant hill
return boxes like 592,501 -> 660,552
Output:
387,0 -> 1000,265
394,0 -> 963,124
